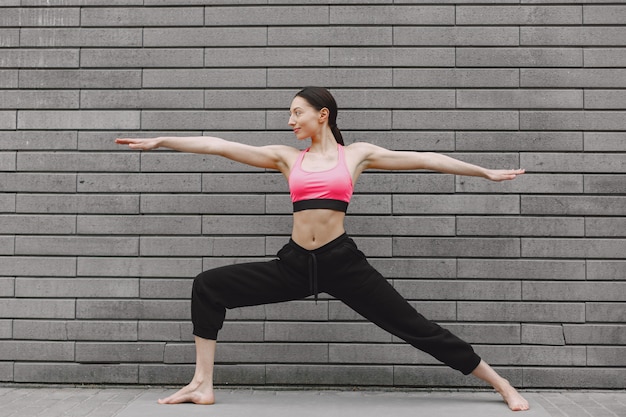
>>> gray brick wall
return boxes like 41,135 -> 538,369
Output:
0,1 -> 624,390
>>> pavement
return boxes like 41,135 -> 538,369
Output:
1,386 -> 625,417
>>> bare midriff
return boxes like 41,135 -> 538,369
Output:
291,209 -> 346,250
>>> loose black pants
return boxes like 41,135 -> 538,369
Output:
192,233 -> 482,375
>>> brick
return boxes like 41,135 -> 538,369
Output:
268,68 -> 391,88
0,256 -> 75,276
143,69 -> 266,89
0,7 -> 79,26
266,322 -> 391,343
331,5 -> 453,24
77,257 -> 201,277
457,174 -> 583,194
0,278 -> 13,297
203,215 -> 292,235
584,5 -> 626,24
14,363 -> 138,384
585,49 -> 626,67
0,49 -> 78,68
522,153 -> 626,172
140,195 -> 264,215
585,90 -> 626,109
456,132 -> 583,152
205,89 -> 296,109
458,259 -> 585,280
522,111 -> 626,131
522,196 -> 626,216
202,173 -> 284,193
18,110 -> 140,130
522,27 -> 626,46
523,281 -> 624,301
586,303 -> 626,322
20,69 -> 141,89
15,278 -> 139,298
264,301 -> 328,321
457,216 -> 584,237
0,173 -> 76,192
458,6 -> 581,25
0,131 -> 77,150
586,218 -> 626,237
78,173 -> 201,193
143,110 -> 265,130
523,367 -> 625,389
587,261 -> 626,281
394,69 -> 518,88
0,319 -> 12,338
394,237 -> 520,258
329,343 -> 436,365
81,90 -> 203,109
458,48 -> 581,68
207,47 -> 328,68
17,194 -> 138,214
587,347 -> 626,367
348,217 -> 455,236
585,175 -> 626,194
0,70 -> 17,88
16,236 -> 137,255
477,345 -> 586,366
331,300 -> 457,322
76,342 -> 164,363
395,279 -> 521,301
18,152 -> 138,172
0,29 -> 19,47
138,321 -> 187,342
0,152 -> 14,171
330,89 -> 454,109
350,132 -> 455,151
67,321 -> 137,342
0,111 -> 15,129
0,237 -> 13,255
77,215 -> 201,235
23,0 -> 142,4
394,27 -> 519,46
457,302 -> 585,323
76,300 -> 189,320
0,194 -> 14,213
140,153 -> 263,173
20,28 -> 142,47
331,47 -> 454,67
395,366 -> 521,388
266,364 -> 393,386
84,130 -> 202,151
82,49 -> 203,69
522,69 -> 626,88
140,237 -> 213,257
393,195 -> 519,215
521,324 -> 565,346
457,89 -> 581,109
140,279 -> 191,299
271,109 -> 392,130
144,27 -> 267,47
82,7 -> 203,26
206,6 -> 328,25
393,111 -> 518,130
140,363 -> 264,385
269,26 -> 391,46
0,299 -> 75,319
0,214 -> 75,234
0,341 -> 74,361
366,259 -> 455,279
522,238 -> 626,259
0,90 -> 77,110
564,324 -> 626,345
216,342 -> 329,363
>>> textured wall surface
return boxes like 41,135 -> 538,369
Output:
0,1 -> 624,389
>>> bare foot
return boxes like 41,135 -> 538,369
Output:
496,380 -> 530,411
157,380 -> 215,405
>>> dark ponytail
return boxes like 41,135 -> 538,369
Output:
295,87 -> 344,145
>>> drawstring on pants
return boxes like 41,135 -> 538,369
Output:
308,252 -> 319,303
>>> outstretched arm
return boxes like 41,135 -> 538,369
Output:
115,136 -> 298,172
353,142 -> 524,182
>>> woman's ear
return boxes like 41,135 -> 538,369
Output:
319,107 -> 329,123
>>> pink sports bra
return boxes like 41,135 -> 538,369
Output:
289,144 -> 354,213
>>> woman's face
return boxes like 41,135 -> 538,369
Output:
288,96 -> 323,140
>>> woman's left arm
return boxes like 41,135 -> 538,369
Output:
354,142 -> 525,182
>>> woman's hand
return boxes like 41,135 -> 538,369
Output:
115,137 -> 162,150
484,168 -> 525,182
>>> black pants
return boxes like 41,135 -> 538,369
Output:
192,233 -> 482,375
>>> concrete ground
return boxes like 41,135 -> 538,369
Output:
1,386 -> 625,417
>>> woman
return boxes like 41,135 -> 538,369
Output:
116,87 -> 529,411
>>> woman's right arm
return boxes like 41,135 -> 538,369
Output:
115,136 -> 298,172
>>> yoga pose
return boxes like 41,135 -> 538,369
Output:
116,87 -> 529,411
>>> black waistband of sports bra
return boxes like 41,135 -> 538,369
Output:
293,199 -> 349,213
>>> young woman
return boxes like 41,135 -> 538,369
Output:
116,87 -> 529,411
